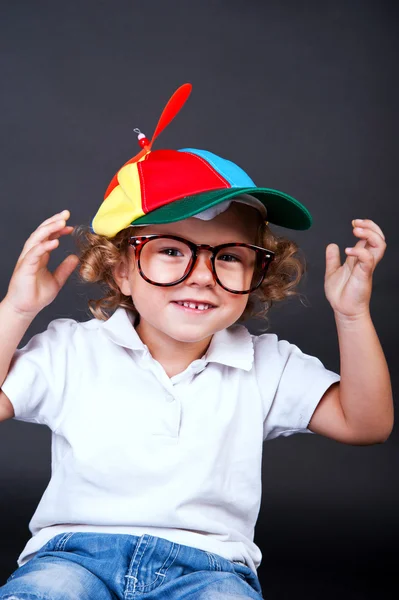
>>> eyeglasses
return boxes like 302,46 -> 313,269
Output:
128,234 -> 275,294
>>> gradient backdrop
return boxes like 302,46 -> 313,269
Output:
0,1 -> 398,598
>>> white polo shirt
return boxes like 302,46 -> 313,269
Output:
2,307 -> 340,573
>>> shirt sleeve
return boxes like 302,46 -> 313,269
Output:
1,318 -> 78,430
253,334 -> 341,441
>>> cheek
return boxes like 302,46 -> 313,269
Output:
130,275 -> 169,309
219,291 -> 249,316
235,295 -> 249,314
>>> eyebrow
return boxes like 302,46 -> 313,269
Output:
138,231 -> 255,245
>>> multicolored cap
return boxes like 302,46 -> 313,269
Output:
91,83 -> 313,237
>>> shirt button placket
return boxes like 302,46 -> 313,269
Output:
166,388 -> 181,437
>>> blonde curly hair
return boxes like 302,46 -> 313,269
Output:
73,220 -> 307,329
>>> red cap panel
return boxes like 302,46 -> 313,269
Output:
137,150 -> 230,213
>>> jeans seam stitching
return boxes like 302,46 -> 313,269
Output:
54,531 -> 75,552
205,551 -> 222,571
125,534 -> 151,595
138,542 -> 179,590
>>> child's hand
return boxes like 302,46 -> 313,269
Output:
324,219 -> 387,320
5,210 -> 80,319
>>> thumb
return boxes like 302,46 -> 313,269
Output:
325,243 -> 341,278
53,254 -> 80,289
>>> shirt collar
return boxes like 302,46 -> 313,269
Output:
101,307 -> 254,371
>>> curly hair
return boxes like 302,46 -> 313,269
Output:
73,220 -> 307,329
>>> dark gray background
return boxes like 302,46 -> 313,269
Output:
0,1 -> 398,597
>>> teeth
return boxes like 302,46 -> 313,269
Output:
176,301 -> 212,310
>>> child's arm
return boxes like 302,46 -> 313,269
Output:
0,210 -> 78,421
308,219 -> 393,445
0,301 -> 34,420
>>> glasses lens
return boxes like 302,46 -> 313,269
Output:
215,245 -> 264,292
138,237 -> 267,292
140,237 -> 192,284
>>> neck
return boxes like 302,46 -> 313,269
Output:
135,317 -> 213,378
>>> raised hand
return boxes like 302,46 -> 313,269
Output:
5,210 -> 80,318
324,219 -> 387,320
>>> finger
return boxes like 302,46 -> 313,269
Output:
52,254 -> 80,289
39,210 -> 71,228
352,219 -> 385,241
342,237 -> 365,271
352,227 -> 387,264
325,243 -> 341,278
345,246 -> 375,274
20,239 -> 60,270
352,227 -> 386,249
48,225 -> 75,241
19,219 -> 67,263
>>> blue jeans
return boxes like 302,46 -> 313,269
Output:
0,532 -> 264,599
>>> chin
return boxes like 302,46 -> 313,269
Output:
161,325 -> 215,343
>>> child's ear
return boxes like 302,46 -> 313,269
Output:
112,257 -> 132,296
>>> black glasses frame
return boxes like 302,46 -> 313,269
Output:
128,234 -> 275,294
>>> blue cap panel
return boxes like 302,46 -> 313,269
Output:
179,148 -> 256,188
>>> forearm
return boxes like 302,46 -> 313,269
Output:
335,311 -> 393,442
0,297 -> 34,387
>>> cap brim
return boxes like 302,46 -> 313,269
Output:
131,187 -> 312,230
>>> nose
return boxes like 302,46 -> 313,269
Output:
185,250 -> 216,287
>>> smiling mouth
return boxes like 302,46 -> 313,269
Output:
172,301 -> 216,311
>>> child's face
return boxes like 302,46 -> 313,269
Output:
114,203 -> 262,345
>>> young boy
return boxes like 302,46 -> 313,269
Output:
0,84 -> 393,599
